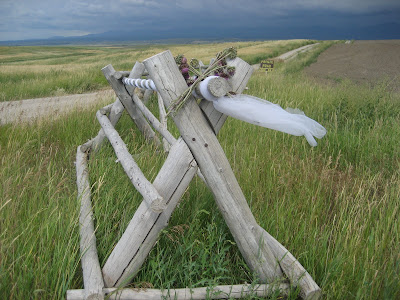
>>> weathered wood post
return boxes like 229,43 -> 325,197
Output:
68,283 -> 291,299
101,56 -> 256,287
143,50 -> 283,282
76,146 -> 104,300
102,63 -> 162,147
70,50 -> 321,300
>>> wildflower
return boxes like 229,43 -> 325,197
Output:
227,66 -> 236,77
190,58 -> 199,68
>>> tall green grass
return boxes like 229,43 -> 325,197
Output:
1,42 -> 400,299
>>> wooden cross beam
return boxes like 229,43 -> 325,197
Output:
143,50 -> 283,280
101,55 -> 263,286
82,62 -> 161,153
98,52 -> 320,299
67,283 -> 291,299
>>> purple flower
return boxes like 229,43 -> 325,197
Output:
181,67 -> 189,74
227,66 -> 236,76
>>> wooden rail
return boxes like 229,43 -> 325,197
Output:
76,146 -> 104,300
144,50 -> 283,282
96,110 -> 166,213
101,56 -> 253,287
67,283 -> 290,300
71,52 -> 321,300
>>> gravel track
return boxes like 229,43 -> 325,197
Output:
0,90 -> 114,125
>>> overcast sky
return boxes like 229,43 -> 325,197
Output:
0,0 -> 399,41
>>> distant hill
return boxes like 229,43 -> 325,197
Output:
0,33 -> 243,46
1,22 -> 399,46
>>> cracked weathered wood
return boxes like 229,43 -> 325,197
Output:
98,52 -> 318,300
102,64 -> 161,147
195,76 -> 231,99
96,110 -> 165,213
76,146 -> 104,300
67,283 -> 290,300
144,50 -> 283,282
102,138 -> 198,287
258,226 -> 321,299
101,56 -> 254,287
83,63 -> 149,153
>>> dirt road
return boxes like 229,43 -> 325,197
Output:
0,90 -> 114,126
276,43 -> 319,61
252,43 -> 319,70
305,40 -> 400,92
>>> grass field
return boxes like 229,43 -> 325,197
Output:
1,40 -> 400,299
0,39 -> 314,102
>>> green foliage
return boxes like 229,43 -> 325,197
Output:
1,42 -> 400,299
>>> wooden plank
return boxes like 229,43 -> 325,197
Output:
83,62 -> 152,153
258,226 -> 321,300
102,64 -> 161,147
101,54 -> 257,288
195,57 -> 320,299
143,50 -> 282,282
96,110 -> 165,213
67,283 -> 290,300
76,146 -> 104,300
102,138 -> 198,287
113,71 -> 131,80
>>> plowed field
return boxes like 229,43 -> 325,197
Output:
305,40 -> 400,92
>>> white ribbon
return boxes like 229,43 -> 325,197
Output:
212,94 -> 326,146
123,76 -> 326,146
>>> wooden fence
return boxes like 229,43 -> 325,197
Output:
68,50 -> 321,300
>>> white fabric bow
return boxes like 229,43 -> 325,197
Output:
200,76 -> 326,147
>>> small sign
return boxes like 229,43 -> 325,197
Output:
260,60 -> 274,72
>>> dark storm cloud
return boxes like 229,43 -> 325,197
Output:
0,0 -> 399,41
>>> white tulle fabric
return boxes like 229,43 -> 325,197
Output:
122,75 -> 326,146
211,94 -> 326,147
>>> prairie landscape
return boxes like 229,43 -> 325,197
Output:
0,40 -> 399,300
0,39 -> 314,102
